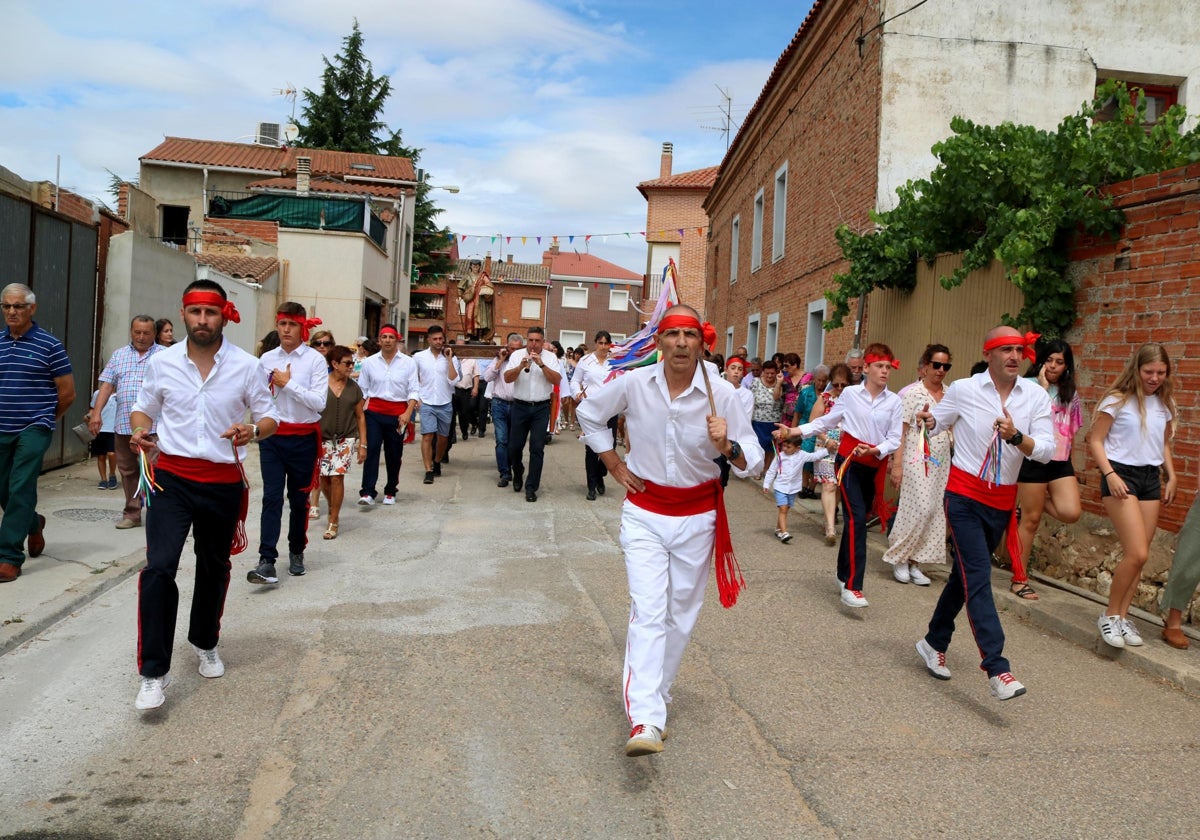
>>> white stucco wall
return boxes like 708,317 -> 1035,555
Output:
277,228 -> 373,346
102,231 -> 197,359
876,0 -> 1200,210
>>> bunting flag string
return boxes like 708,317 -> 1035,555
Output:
443,226 -> 710,245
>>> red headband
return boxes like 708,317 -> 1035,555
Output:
983,331 -> 1040,362
277,314 -> 323,342
864,353 -> 900,370
182,291 -> 240,324
726,356 -> 747,370
379,326 -> 399,338
657,314 -> 718,351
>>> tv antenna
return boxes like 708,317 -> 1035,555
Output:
698,85 -> 739,151
273,84 -> 300,143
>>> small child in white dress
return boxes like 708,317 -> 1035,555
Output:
763,437 -> 828,543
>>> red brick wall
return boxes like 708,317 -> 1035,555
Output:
705,0 -> 879,366
210,217 -> 279,244
646,189 -> 709,316
1069,162 -> 1200,531
545,280 -> 641,343
492,281 -> 548,339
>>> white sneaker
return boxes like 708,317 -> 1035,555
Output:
893,563 -> 911,584
358,495 -> 374,506
382,495 -> 396,506
135,674 -> 171,710
1098,614 -> 1126,648
1119,617 -> 1144,646
989,672 -> 1027,700
192,644 -> 225,678
625,723 -> 664,757
840,587 -> 869,608
916,639 -> 951,679
909,564 -> 931,586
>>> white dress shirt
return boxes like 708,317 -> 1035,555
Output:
507,348 -> 560,402
931,371 -> 1054,484
454,356 -> 479,390
358,351 -> 420,408
133,338 -> 277,464
799,382 -> 903,458
570,352 -> 611,400
258,343 -> 328,424
414,348 -> 461,406
578,362 -> 764,486
483,353 -> 518,401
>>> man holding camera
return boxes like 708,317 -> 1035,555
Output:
414,325 -> 461,485
482,333 -> 524,487
502,326 -> 562,503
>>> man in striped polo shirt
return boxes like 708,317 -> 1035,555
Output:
0,283 -> 75,582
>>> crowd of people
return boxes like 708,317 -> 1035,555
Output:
2,278 -> 1198,755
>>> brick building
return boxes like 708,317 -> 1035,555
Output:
638,143 -> 716,317
704,0 -> 1200,371
418,255 -> 551,350
541,245 -> 642,349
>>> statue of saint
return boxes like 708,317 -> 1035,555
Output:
457,259 -> 494,342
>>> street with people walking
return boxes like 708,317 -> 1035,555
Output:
2,429 -> 1199,839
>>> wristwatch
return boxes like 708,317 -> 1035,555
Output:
1006,430 -> 1024,446
251,423 -> 260,440
727,441 -> 743,461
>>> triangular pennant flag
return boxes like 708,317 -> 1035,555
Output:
568,235 -> 574,244
490,236 -> 496,244
696,227 -> 703,236
460,234 -> 467,242
678,229 -> 684,237
593,282 -> 598,288
506,236 -> 511,244
521,237 -> 527,245
536,236 -> 541,244
585,235 -> 591,243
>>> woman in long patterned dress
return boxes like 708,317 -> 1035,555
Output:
882,344 -> 953,585
810,363 -> 852,545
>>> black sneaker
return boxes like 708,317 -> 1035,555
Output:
432,462 -> 442,476
288,553 -> 305,577
497,476 -> 510,488
424,471 -> 435,485
440,454 -> 450,464
247,562 -> 278,584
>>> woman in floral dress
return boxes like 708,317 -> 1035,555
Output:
883,344 -> 953,585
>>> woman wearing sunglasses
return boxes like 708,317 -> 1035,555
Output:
1011,339 -> 1083,600
884,344 -> 953,585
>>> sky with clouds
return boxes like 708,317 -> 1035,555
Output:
0,1 -> 816,274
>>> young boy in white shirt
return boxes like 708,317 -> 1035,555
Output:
763,437 -> 829,543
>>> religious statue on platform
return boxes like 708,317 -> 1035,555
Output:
457,259 -> 494,342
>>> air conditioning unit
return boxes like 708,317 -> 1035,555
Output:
257,122 -> 281,145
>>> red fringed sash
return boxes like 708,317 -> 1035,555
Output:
947,465 -> 1022,567
627,478 -> 745,608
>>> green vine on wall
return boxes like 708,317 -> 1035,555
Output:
828,81 -> 1200,338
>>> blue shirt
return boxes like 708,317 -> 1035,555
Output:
0,322 -> 72,433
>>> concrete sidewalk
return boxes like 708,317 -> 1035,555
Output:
5,451 -> 1200,698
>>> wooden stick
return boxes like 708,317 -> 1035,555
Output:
698,359 -> 718,416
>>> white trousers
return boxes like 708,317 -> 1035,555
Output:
620,502 -> 716,729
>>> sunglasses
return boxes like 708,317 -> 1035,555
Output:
313,340 -> 332,347
929,361 -> 952,371
830,382 -> 847,389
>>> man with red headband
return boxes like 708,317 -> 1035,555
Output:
577,304 -> 763,757
778,342 -> 902,609
130,279 -> 278,711
914,326 -> 1052,700
357,324 -> 419,506
248,302 -> 327,583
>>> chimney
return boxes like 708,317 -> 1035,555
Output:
506,254 -> 514,264
296,156 -> 311,195
483,254 -> 492,275
660,142 -> 673,179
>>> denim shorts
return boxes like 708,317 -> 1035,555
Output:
421,401 -> 453,436
1100,461 -> 1162,501
774,489 -> 797,508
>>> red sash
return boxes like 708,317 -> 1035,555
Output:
367,398 -> 408,416
837,431 -> 891,530
627,478 -> 745,608
156,453 -> 250,555
946,466 -> 1022,568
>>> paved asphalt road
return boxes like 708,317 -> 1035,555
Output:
2,429 -> 1199,839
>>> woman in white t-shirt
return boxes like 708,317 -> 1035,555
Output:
1088,343 -> 1178,649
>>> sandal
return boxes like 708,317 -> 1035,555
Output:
323,523 -> 339,540
1010,582 -> 1039,600
309,505 -> 320,519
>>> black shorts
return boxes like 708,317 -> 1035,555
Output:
1100,461 -> 1162,501
1018,457 -> 1074,484
90,432 -> 115,456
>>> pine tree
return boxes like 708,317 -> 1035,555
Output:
296,20 -> 415,158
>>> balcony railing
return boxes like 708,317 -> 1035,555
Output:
207,190 -> 388,251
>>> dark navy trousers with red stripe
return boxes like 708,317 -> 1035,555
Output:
835,458 -> 879,592
257,433 -> 318,561
138,470 -> 243,678
925,491 -> 1011,677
